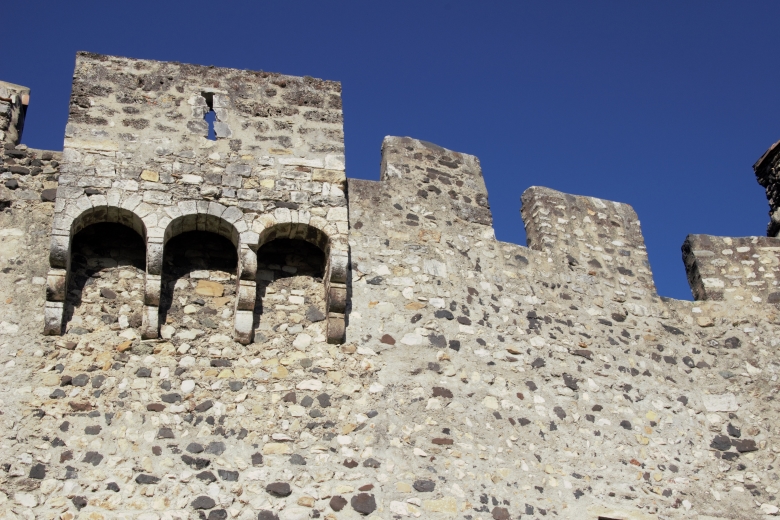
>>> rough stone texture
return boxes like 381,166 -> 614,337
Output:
683,234 -> 780,304
0,80 -> 29,146
2,53 -> 780,519
44,52 -> 348,344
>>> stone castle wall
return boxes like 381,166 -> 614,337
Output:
1,53 -> 780,520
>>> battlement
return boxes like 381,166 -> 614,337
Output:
5,53 -> 780,520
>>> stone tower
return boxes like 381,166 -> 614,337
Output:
42,53 -> 349,344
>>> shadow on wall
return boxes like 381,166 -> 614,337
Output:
253,238 -> 326,338
63,223 -> 146,333
158,231 -> 238,333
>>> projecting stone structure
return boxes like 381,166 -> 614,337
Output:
41,53 -> 349,345
4,53 -> 780,520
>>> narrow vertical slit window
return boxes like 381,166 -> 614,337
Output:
202,92 -> 216,141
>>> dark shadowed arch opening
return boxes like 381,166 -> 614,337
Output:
159,231 -> 238,339
63,222 -> 146,334
252,238 -> 326,342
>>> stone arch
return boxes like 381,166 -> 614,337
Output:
44,202 -> 147,335
151,205 -> 257,344
253,213 -> 347,344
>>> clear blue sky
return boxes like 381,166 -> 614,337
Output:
3,1 -> 778,300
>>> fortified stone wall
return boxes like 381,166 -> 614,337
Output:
3,53 -> 780,520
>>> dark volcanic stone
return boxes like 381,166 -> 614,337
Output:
157,427 -> 174,439
257,511 -> 280,520
85,425 -> 101,435
724,337 -> 741,349
4,179 -> 18,189
380,334 -> 396,345
289,454 -> 306,465
317,393 -> 331,407
330,495 -> 347,511
727,423 -> 742,438
83,451 -> 103,466
219,469 -> 239,481
106,482 -> 120,492
266,482 -> 291,497
72,373 -> 89,387
492,506 -> 511,520
732,439 -> 758,453
205,441 -> 226,455
100,288 -> 117,299
710,435 -> 732,451
432,386 -> 453,398
147,403 -> 165,412
363,458 -> 381,468
136,474 -> 160,484
195,400 -> 214,412
306,305 -> 326,322
135,367 -> 151,378
161,393 -> 181,403
187,443 -> 205,453
208,510 -> 228,520
41,188 -> 57,201
413,479 -> 435,492
343,458 -> 358,468
251,453 -> 263,465
72,496 -> 88,510
192,495 -> 216,509
351,493 -> 377,515
181,454 -> 210,469
29,463 -> 46,479
197,471 -> 217,482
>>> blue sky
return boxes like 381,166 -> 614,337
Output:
3,1 -> 778,300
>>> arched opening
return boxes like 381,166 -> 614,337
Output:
158,231 -> 238,341
63,222 -> 146,334
253,238 -> 327,344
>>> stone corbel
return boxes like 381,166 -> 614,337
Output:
141,305 -> 159,340
325,250 -> 349,344
45,268 -> 68,303
234,243 -> 257,345
141,237 -> 164,339
44,301 -> 64,336
326,312 -> 346,344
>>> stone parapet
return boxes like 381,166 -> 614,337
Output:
379,136 -> 493,227
683,234 -> 780,303
521,185 -> 657,302
0,144 -> 61,209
